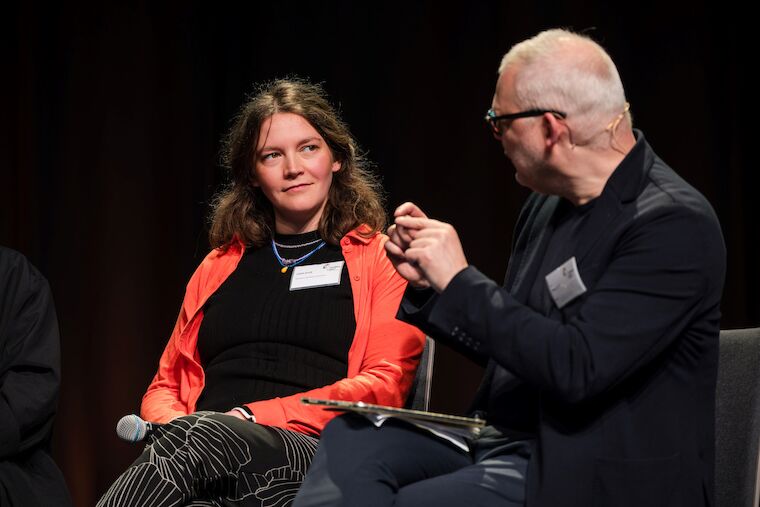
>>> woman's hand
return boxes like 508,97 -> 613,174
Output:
224,409 -> 249,420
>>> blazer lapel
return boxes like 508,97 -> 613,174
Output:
505,194 -> 561,302
571,191 -> 624,267
472,194 -> 560,412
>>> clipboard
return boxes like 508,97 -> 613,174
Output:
301,397 -> 486,430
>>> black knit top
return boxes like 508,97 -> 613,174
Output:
195,231 -> 356,412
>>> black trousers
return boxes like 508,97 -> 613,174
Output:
97,412 -> 319,507
292,414 -> 530,507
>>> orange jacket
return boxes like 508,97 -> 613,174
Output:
141,229 -> 425,436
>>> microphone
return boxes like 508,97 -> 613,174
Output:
116,414 -> 162,443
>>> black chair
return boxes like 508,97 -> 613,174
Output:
715,327 -> 760,507
404,337 -> 435,411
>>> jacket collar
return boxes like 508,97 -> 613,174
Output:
568,129 -> 653,265
344,225 -> 376,245
598,129 -> 653,205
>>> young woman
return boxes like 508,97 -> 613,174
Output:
98,79 -> 424,507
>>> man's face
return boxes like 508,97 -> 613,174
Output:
491,68 -> 550,192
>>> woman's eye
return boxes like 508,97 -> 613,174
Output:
262,152 -> 279,160
302,145 -> 318,152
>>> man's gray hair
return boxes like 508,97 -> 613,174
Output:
499,29 -> 629,147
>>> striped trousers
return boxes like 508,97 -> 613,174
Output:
97,412 -> 319,507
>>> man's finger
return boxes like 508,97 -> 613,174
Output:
395,215 -> 442,230
394,202 -> 428,219
396,224 -> 415,245
407,237 -> 436,250
384,239 -> 407,258
406,226 -> 451,240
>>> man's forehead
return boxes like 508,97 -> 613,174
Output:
492,68 -> 517,110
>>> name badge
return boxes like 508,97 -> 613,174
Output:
289,261 -> 345,291
545,256 -> 587,309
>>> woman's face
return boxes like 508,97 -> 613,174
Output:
253,112 -> 340,234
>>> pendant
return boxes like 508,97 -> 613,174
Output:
281,266 -> 288,273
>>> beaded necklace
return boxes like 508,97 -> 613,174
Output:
270,239 -> 326,273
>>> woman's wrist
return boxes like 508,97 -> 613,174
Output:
230,406 -> 256,422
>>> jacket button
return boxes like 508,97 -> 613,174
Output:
353,275 -> 360,281
342,238 -> 350,245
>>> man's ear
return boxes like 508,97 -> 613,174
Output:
544,113 -> 565,148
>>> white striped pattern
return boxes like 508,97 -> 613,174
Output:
97,413 -> 319,507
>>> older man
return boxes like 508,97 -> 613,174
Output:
293,29 -> 725,507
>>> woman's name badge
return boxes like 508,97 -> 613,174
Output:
545,256 -> 587,309
289,261 -> 345,291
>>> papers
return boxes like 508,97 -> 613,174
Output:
301,398 -> 485,452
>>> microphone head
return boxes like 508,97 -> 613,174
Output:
116,414 -> 148,442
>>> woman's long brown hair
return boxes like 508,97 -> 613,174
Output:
209,78 -> 386,249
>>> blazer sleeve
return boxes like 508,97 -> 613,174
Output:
403,203 -> 725,404
245,238 -> 425,435
0,250 -> 61,459
139,312 -> 192,423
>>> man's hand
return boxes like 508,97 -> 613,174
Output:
395,215 -> 469,292
385,202 -> 468,292
385,202 -> 430,288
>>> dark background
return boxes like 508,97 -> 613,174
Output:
2,2 -> 755,505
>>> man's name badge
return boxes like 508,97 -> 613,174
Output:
289,261 -> 345,291
545,256 -> 587,309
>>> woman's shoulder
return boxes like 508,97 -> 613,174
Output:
344,226 -> 387,247
200,239 -> 243,265
342,227 -> 396,275
186,239 -> 245,291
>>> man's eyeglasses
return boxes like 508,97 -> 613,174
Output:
484,108 -> 567,136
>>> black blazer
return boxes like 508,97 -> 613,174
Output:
399,132 -> 725,507
0,247 -> 72,507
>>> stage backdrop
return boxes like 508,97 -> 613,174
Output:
2,2 -> 754,505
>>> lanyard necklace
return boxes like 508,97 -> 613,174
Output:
271,239 -> 326,273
